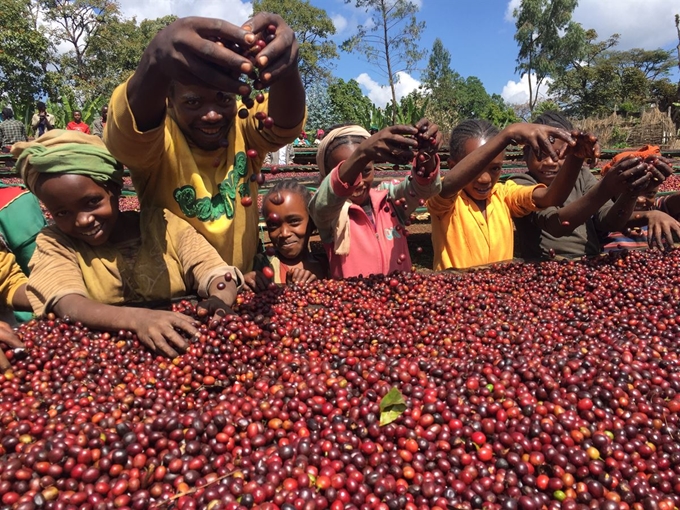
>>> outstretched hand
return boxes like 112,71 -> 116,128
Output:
600,156 -> 653,196
147,13 -> 299,95
286,267 -> 318,286
508,123 -> 576,162
244,270 -> 273,293
645,210 -> 680,251
362,125 -> 420,166
131,310 -> 198,359
565,131 -> 601,164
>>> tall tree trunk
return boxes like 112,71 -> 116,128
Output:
382,2 -> 397,124
674,15 -> 680,129
527,50 -> 535,113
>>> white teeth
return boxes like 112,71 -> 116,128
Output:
82,226 -> 102,236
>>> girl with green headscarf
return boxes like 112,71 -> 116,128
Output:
12,130 -> 243,358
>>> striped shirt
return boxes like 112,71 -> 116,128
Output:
0,119 -> 27,147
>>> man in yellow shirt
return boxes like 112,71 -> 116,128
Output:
105,14 -> 306,272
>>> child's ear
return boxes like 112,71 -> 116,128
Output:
447,157 -> 457,170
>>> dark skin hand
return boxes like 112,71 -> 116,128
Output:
286,268 -> 317,285
441,123 -> 578,202
339,118 -> 442,186
545,156 -> 655,237
0,321 -> 24,372
622,156 -> 678,250
244,270 -> 272,293
196,278 -> 238,320
54,295 -> 199,359
128,13 -> 304,133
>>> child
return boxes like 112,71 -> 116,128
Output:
0,238 -> 29,371
12,130 -> 244,359
511,113 -> 670,260
245,180 -> 328,291
600,145 -> 679,251
309,120 -> 442,279
428,119 -> 599,270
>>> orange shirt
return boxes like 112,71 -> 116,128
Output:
427,180 -> 544,270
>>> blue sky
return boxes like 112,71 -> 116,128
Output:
116,0 -> 680,107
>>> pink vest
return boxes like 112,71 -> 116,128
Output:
326,188 -> 412,279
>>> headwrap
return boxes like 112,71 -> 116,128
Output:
315,125 -> 371,256
11,130 -> 124,193
601,145 -> 660,175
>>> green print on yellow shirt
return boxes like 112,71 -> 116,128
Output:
173,151 -> 250,222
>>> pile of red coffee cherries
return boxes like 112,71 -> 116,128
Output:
2,249 -> 680,510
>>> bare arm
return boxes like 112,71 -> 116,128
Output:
441,123 -> 576,199
338,124 -> 419,186
532,132 -> 601,209
54,295 -> 198,358
11,284 -> 31,312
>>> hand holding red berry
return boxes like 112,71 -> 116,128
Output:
0,321 -> 24,372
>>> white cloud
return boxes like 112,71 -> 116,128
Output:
504,0 -> 520,22
331,14 -> 348,33
573,0 -> 678,50
501,73 -> 552,105
117,0 -> 252,26
505,0 -> 679,50
355,71 -> 421,107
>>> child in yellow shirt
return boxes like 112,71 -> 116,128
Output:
427,119 -> 600,270
0,240 -> 29,371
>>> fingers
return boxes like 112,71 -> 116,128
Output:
0,324 -> 23,349
149,333 -> 181,359
662,222 -> 677,250
649,157 -> 673,178
0,351 -> 10,372
169,313 -> 199,339
244,271 -> 269,292
629,171 -> 652,191
243,13 -> 297,82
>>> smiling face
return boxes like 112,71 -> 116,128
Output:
451,138 -> 504,202
168,82 -> 238,151
327,142 -> 374,206
264,190 -> 311,262
35,174 -> 120,246
525,137 -> 569,186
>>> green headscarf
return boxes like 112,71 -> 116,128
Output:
12,130 -> 124,193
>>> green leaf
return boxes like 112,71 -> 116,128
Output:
379,387 -> 406,426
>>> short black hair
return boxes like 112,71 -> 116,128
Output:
2,108 -> 13,119
263,180 -> 313,210
448,119 -> 500,161
36,101 -> 46,111
262,180 -> 316,232
533,110 -> 573,131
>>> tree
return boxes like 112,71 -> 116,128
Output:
549,30 -> 677,118
420,38 -> 459,134
341,0 -> 425,123
252,0 -> 337,89
0,0 -> 54,118
671,14 -> 679,128
306,81 -> 339,132
327,78 -> 372,125
85,14 -> 177,101
513,0 -> 585,112
41,0 -> 121,92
